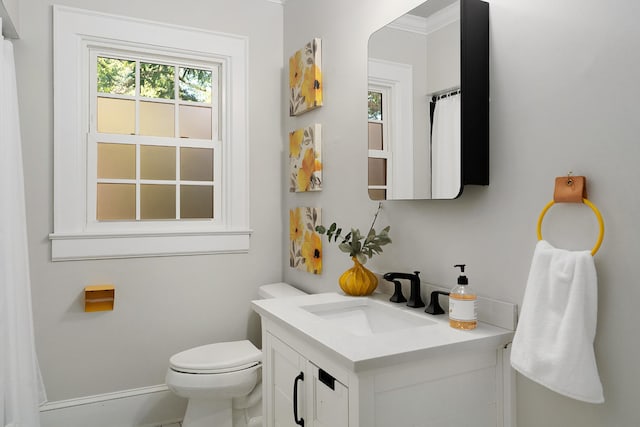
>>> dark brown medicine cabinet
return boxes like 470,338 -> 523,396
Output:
367,0 -> 489,200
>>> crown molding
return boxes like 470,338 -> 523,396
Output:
386,14 -> 428,35
387,1 -> 460,36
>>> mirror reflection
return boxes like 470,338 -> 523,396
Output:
368,0 -> 461,200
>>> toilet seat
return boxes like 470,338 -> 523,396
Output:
169,340 -> 262,374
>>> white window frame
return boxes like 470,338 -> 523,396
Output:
51,6 -> 250,260
368,58 -> 414,200
87,47 -> 222,227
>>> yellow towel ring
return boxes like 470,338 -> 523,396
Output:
536,198 -> 604,256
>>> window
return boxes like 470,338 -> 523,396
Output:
51,6 -> 250,260
368,88 -> 390,200
91,53 -> 219,222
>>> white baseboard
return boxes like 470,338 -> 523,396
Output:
39,384 -> 187,427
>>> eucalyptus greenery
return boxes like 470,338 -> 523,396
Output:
315,204 -> 391,265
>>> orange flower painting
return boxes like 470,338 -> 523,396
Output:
289,38 -> 323,116
289,124 -> 322,192
289,207 -> 322,275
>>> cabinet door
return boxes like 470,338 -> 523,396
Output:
308,363 -> 349,427
265,333 -> 306,427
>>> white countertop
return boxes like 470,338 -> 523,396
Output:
252,292 -> 514,372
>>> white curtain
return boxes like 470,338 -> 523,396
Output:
1,37 -> 47,427
431,93 -> 461,199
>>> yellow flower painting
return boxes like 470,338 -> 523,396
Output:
301,231 -> 323,274
289,124 -> 322,192
289,208 -> 303,243
289,50 -> 304,90
289,207 -> 322,275
289,38 -> 323,116
289,127 -> 303,159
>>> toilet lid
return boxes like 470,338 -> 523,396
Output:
169,340 -> 262,374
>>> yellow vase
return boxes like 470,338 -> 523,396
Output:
339,257 -> 378,296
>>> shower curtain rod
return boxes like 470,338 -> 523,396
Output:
428,86 -> 461,101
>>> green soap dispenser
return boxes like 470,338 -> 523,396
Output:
449,264 -> 477,330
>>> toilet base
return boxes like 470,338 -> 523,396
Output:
182,398 -> 232,427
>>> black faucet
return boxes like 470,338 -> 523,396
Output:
383,271 -> 425,308
425,291 -> 450,315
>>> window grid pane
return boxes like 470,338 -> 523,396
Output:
368,158 -> 387,186
140,62 -> 175,99
97,183 -> 136,220
97,97 -> 135,134
181,185 -> 214,219
368,91 -> 382,120
368,122 -> 383,150
97,57 -> 136,96
97,143 -> 136,179
140,145 -> 176,180
180,147 -> 214,181
140,184 -> 176,219
179,67 -> 212,103
179,105 -> 213,139
139,101 -> 175,137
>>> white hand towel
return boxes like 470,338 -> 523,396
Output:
511,240 -> 604,403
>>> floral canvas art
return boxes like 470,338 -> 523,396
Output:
289,38 -> 323,116
289,207 -> 322,275
289,124 -> 322,192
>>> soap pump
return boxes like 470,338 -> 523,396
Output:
449,264 -> 478,330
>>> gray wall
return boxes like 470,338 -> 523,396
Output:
1,0 -> 20,37
15,0 -> 283,401
283,0 -> 640,426
425,20 -> 460,94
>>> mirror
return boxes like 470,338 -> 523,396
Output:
367,0 -> 488,200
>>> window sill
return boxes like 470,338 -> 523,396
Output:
49,229 -> 252,261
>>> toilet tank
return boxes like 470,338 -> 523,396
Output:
258,283 -> 307,299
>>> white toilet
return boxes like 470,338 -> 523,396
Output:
165,283 -> 307,427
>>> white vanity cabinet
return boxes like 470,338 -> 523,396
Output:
264,331 -> 349,427
254,292 -> 516,427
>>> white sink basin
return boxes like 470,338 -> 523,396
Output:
301,298 -> 436,336
253,292 -> 516,371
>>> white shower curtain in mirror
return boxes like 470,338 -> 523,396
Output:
431,94 -> 461,199
1,37 -> 47,427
